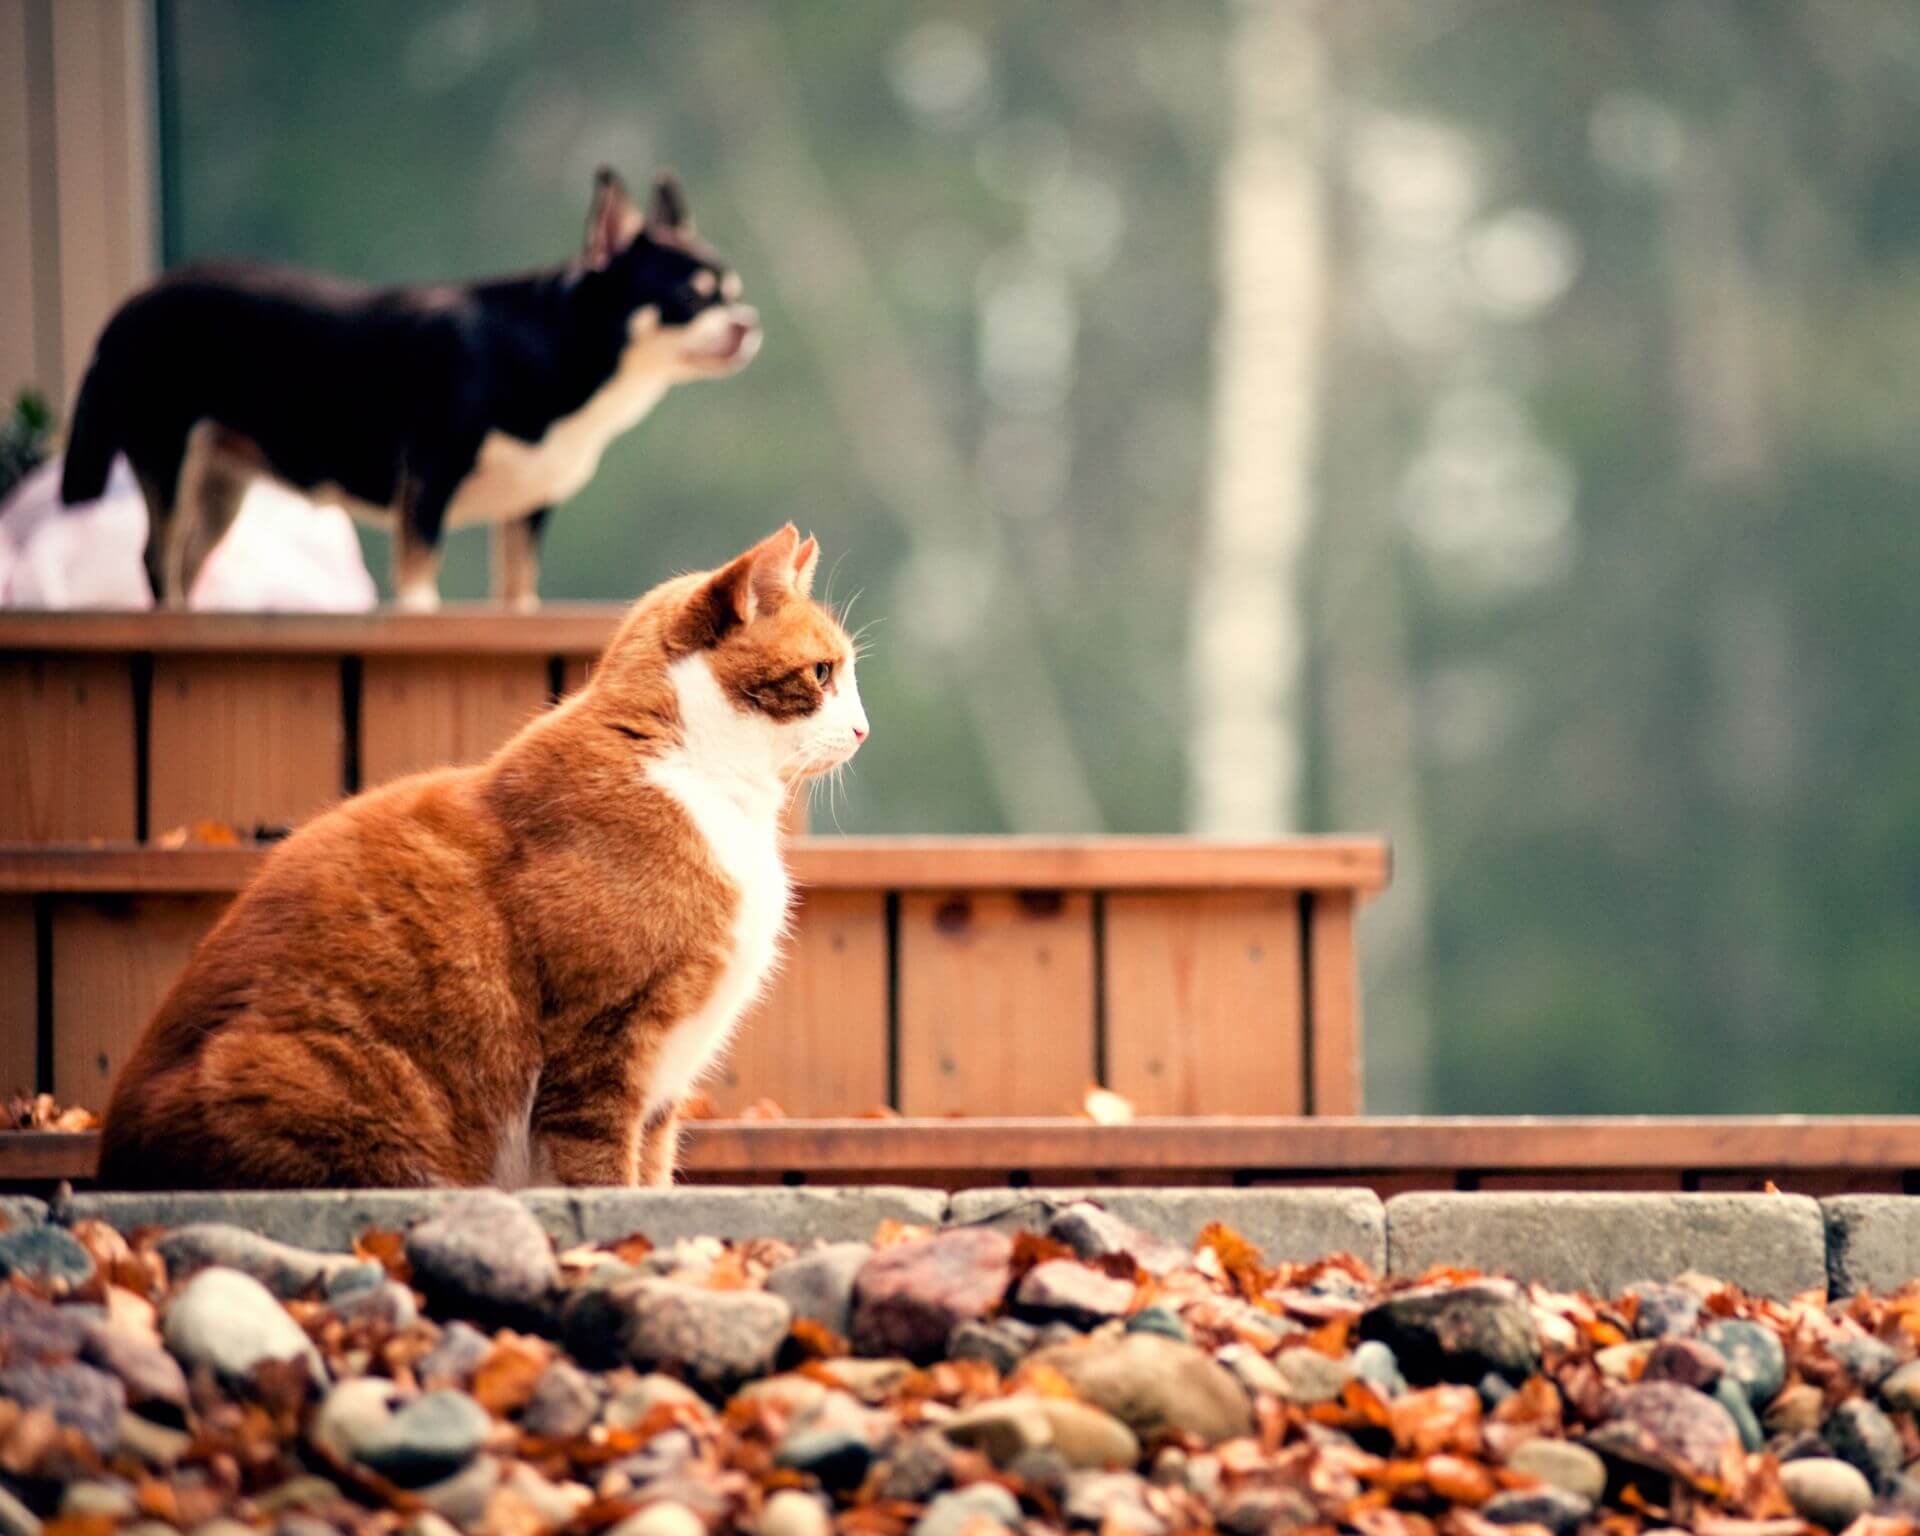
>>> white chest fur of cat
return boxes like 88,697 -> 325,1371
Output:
641,652 -> 797,1116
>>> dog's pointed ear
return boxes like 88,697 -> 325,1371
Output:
648,170 -> 694,237
792,534 -> 820,598
585,167 -> 646,269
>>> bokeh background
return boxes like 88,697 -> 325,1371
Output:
157,1 -> 1920,1116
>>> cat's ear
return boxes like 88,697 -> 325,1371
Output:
681,526 -> 800,646
584,167 -> 646,269
791,534 -> 820,598
648,170 -> 694,236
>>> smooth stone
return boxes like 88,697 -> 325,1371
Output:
523,1358 -> 599,1440
1359,1279 -> 1539,1383
1596,1340 -> 1656,1380
1715,1375 -> 1764,1453
0,1360 -> 125,1452
604,1372 -> 707,1429
355,1390 -> 491,1486
852,1228 -> 1014,1363
335,1280 -> 419,1331
82,1323 -> 188,1414
59,1481 -> 137,1520
1273,1346 -> 1349,1405
502,1464 -> 590,1528
311,1378 -> 401,1464
1781,1457 -> 1874,1530
1586,1381 -> 1742,1486
734,1373 -> 835,1419
1125,1307 -> 1189,1344
1629,1283 -> 1703,1340
325,1260 -> 386,1298
1507,1438 -> 1607,1502
1766,1381 -> 1826,1434
1824,1397 -> 1903,1482
1479,1371 -> 1516,1409
1644,1338 -> 1727,1391
1216,1486 -> 1317,1536
765,1242 -> 871,1338
156,1225 -> 344,1299
1833,1335 -> 1899,1390
940,1398 -> 1053,1465
275,1517 -> 339,1536
163,1267 -> 324,1387
254,1476 -> 346,1514
1006,1446 -> 1071,1497
1048,1202 -> 1187,1277
1481,1488 -> 1592,1536
0,1486 -> 38,1536
615,1279 -> 791,1389
1882,1359 -> 1920,1412
1216,1343 -> 1287,1400
0,1225 -> 95,1286
607,1503 -> 707,1536
405,1190 -> 558,1326
1036,1398 -> 1140,1469
820,1358 -> 912,1402
417,1321 -> 492,1386
912,1484 -> 1021,1536
413,1454 -> 501,1527
1032,1332 -> 1252,1445
1351,1340 -> 1406,1397
1014,1259 -> 1136,1328
879,1429 -> 953,1503
949,1317 -> 1036,1376
1700,1319 -> 1786,1407
775,1423 -> 876,1490
760,1490 -> 832,1536
0,1290 -> 85,1364
116,1408 -> 191,1466
1062,1470 -> 1166,1535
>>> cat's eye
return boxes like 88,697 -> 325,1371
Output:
813,661 -> 834,686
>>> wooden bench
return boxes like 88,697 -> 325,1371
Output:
0,838 -> 1388,1124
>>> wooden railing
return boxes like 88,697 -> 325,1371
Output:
0,838 -> 1389,1125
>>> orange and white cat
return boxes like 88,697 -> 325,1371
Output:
98,525 -> 866,1189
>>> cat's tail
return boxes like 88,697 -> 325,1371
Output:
59,359 -> 120,505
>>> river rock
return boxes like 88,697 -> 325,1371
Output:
1049,1203 -> 1187,1277
1360,1279 -> 1539,1383
523,1358 -> 599,1440
1032,1332 -> 1252,1444
604,1372 -> 706,1430
1781,1457 -> 1873,1530
1507,1438 -> 1607,1501
950,1317 -> 1036,1375
1273,1346 -> 1350,1405
156,1224 -> 344,1299
1596,1340 -> 1655,1380
1216,1486 -> 1317,1536
761,1489 -> 833,1536
1015,1258 -> 1135,1328
1628,1284 -> 1702,1340
0,1361 -> 125,1452
765,1242 -> 871,1337
0,1484 -> 38,1536
941,1397 -> 1054,1464
405,1190 -> 558,1326
1125,1306 -> 1190,1344
1884,1360 -> 1920,1412
913,1484 -> 1020,1536
1765,1381 -> 1825,1434
81,1323 -> 188,1416
1586,1381 -> 1741,1487
357,1391 -> 491,1486
311,1378 -> 401,1464
1823,1397 -> 1902,1482
616,1278 -> 791,1388
1833,1335 -> 1898,1390
0,1225 -> 95,1287
418,1321 -> 492,1386
413,1454 -> 500,1526
0,1289 -> 85,1364
1482,1488 -> 1592,1536
852,1228 -> 1013,1362
1700,1319 -> 1785,1407
1643,1337 -> 1726,1391
163,1267 -> 324,1388
1063,1470 -> 1167,1535
1715,1375 -> 1764,1452
1352,1340 -> 1407,1397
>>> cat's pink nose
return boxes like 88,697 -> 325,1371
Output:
853,725 -> 868,742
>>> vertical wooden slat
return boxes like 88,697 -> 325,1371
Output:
1307,891 -> 1363,1115
0,899 -> 37,1096
51,895 -> 227,1108
359,656 -> 551,787
711,890 -> 888,1115
1104,891 -> 1304,1116
0,654 -> 136,841
897,891 -> 1094,1116
146,656 -> 342,835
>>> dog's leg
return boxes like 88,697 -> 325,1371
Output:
391,459 -> 471,613
133,472 -> 173,607
175,442 -> 255,602
491,508 -> 549,613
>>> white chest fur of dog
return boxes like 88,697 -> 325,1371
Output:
640,654 -> 795,1117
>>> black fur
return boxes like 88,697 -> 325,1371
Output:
61,169 -> 755,606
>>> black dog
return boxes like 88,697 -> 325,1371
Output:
61,169 -> 759,610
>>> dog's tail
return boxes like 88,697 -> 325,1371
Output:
60,359 -> 120,505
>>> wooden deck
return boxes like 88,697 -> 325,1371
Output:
8,1117 -> 1918,1193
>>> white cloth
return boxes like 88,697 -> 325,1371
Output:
0,455 -> 377,612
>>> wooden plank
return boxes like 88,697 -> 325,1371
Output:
0,655 -> 136,841
360,656 -> 552,787
1105,892 -> 1305,1116
0,899 -> 36,1096
50,896 -> 227,1108
707,891 -> 888,1115
0,1131 -> 97,1182
898,892 -> 1095,1116
146,656 -> 342,836
0,840 -> 1394,897
1307,892 -> 1363,1114
0,608 -> 625,655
